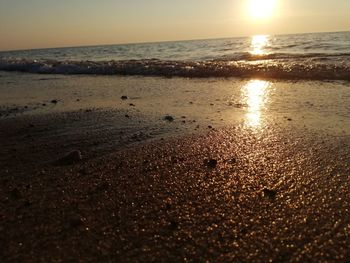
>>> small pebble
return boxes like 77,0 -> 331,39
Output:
164,115 -> 174,122
263,188 -> 277,199
204,158 -> 217,168
68,215 -> 84,228
56,150 -> 82,166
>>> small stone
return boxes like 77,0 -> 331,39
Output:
169,220 -> 178,231
129,103 -> 135,107
51,100 -> 58,104
287,118 -> 292,121
125,114 -> 130,118
121,96 -> 128,100
68,215 -> 84,228
208,125 -> 213,129
56,150 -> 82,165
204,158 -> 217,168
10,188 -> 21,200
263,188 -> 277,199
229,158 -> 237,164
163,115 -> 174,122
23,200 -> 32,207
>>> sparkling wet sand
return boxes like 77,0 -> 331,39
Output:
1,111 -> 349,262
0,74 -> 350,261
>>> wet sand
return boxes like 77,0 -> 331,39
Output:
1,73 -> 350,261
0,110 -> 350,262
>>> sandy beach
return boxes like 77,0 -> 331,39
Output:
1,114 -> 349,262
1,73 -> 350,261
1,0 -> 349,259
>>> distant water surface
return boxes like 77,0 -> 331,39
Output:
0,31 -> 349,80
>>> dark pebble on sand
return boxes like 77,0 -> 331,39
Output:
23,200 -> 32,207
129,103 -> 135,107
164,115 -> 174,122
79,167 -> 87,175
263,188 -> 277,199
208,125 -> 213,129
68,215 -> 84,228
169,220 -> 179,231
287,118 -> 292,121
56,150 -> 82,166
229,158 -> 237,164
121,95 -> 128,100
125,114 -> 130,118
204,158 -> 218,168
51,100 -> 58,104
10,188 -> 21,200
96,182 -> 109,192
42,103 -> 46,106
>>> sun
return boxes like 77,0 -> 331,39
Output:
248,0 -> 277,19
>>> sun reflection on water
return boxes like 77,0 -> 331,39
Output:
243,79 -> 271,128
251,35 -> 269,55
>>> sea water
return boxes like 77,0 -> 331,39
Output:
0,31 -> 349,80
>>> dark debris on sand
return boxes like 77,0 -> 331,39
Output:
0,125 -> 350,262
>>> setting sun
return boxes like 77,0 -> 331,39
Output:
248,0 -> 277,19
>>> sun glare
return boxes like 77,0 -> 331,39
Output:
243,80 -> 271,128
251,35 -> 269,55
248,0 -> 276,19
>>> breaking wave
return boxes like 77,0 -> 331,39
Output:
0,54 -> 349,81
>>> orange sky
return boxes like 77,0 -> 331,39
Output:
0,0 -> 349,51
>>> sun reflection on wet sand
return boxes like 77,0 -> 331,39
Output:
242,79 -> 271,128
251,35 -> 269,55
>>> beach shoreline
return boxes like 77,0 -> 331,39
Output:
0,111 -> 349,261
0,72 -> 350,261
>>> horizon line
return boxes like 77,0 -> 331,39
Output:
0,29 -> 349,53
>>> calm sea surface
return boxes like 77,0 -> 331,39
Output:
0,31 -> 349,80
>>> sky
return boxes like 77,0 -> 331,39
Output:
0,0 -> 349,51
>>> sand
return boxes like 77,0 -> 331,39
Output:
0,109 -> 350,262
1,73 -> 350,261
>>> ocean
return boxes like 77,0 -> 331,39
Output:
0,31 -> 349,80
